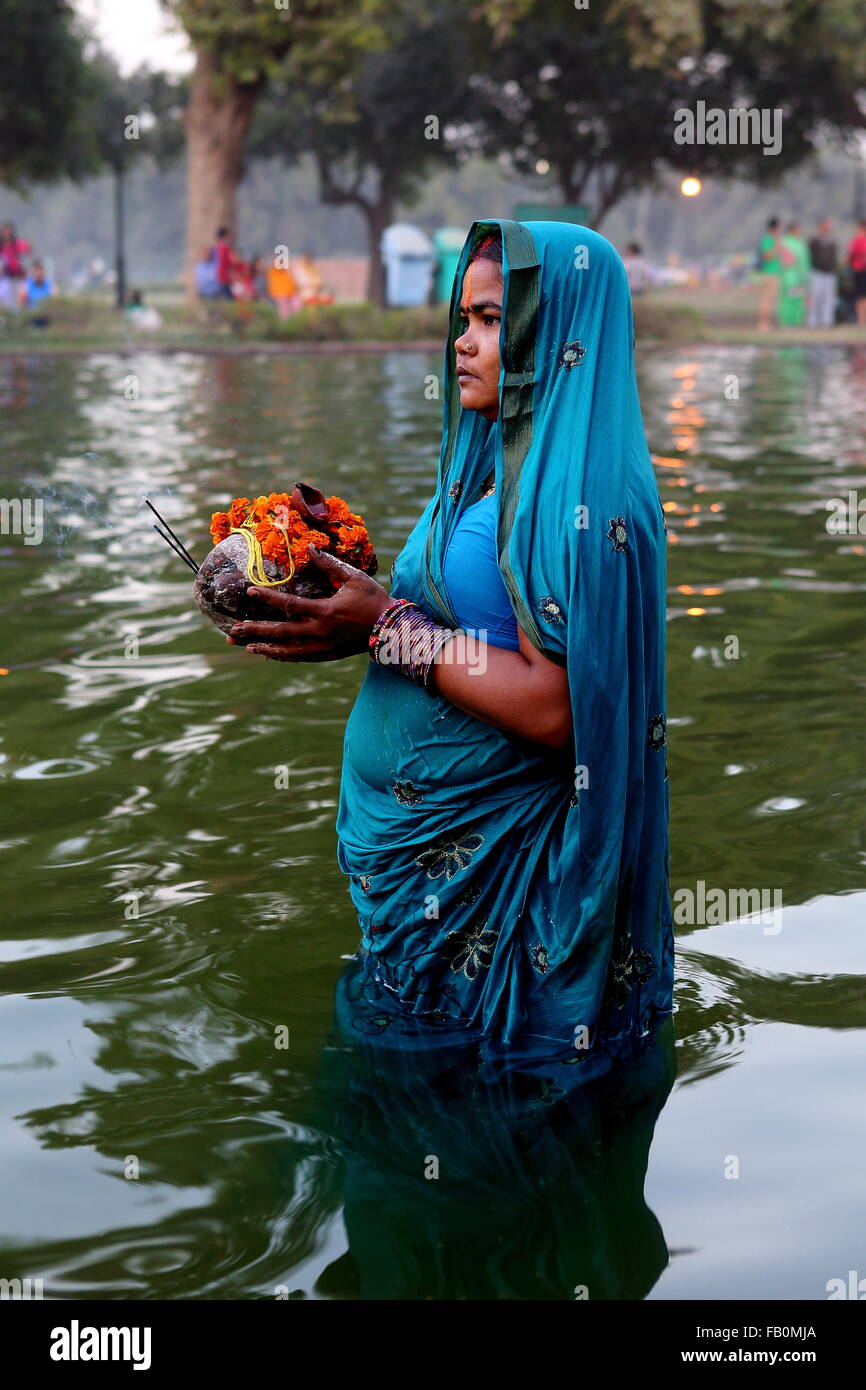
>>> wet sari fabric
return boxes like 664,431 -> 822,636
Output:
335,219 -> 673,1064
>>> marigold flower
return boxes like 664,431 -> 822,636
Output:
261,530 -> 289,564
210,491 -> 374,580
210,511 -> 232,544
227,497 -> 252,528
337,524 -> 366,553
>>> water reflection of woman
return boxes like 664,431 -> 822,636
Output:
230,219 -> 674,1068
313,1013 -> 677,1300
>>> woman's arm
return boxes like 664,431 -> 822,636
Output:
230,547 -> 572,749
429,627 -> 572,749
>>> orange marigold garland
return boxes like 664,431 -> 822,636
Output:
208,490 -> 376,581
194,482 -> 378,641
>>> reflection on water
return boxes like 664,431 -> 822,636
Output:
313,1010 -> 676,1301
0,346 -> 864,1299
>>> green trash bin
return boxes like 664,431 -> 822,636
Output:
432,227 -> 468,304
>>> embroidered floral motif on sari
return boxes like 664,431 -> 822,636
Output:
392,779 -> 424,806
441,918 -> 499,981
606,934 -> 656,1012
414,832 -> 484,880
530,943 -> 549,974
560,340 -> 586,369
607,515 -> 628,552
648,714 -> 666,750
538,596 -> 564,625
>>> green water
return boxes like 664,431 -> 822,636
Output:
1,344 -> 864,1300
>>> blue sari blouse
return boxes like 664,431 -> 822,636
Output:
441,493 -> 520,652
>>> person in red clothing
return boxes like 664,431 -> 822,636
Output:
0,222 -> 31,310
213,226 -> 237,300
847,219 -> 866,326
0,222 -> 30,277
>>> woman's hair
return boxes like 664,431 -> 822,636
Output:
470,231 -> 502,265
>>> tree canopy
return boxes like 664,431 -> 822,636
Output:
0,0 -> 98,187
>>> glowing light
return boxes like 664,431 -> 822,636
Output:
686,607 -> 707,616
681,177 -> 702,197
535,158 -> 550,175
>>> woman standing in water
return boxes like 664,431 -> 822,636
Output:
230,219 -> 674,1069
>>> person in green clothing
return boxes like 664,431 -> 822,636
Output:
757,216 -> 783,330
778,221 -> 810,327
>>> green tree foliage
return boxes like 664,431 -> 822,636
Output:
0,0 -> 98,187
472,0 -> 866,225
86,59 -> 187,176
160,0 -> 535,294
81,53 -> 186,305
249,0 -> 488,303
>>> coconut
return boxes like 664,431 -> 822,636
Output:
192,483 -> 377,642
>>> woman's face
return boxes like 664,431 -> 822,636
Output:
454,256 -> 503,421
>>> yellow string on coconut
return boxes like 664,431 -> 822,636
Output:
230,522 -> 296,587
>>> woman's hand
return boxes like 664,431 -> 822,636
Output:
229,544 -> 391,662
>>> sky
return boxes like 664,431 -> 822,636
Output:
74,0 -> 193,74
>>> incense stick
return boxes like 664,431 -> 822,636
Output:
144,498 -> 199,569
152,523 -> 199,574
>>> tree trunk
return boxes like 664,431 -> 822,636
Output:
183,48 -> 262,304
362,196 -> 394,308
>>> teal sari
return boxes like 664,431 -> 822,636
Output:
335,219 -> 673,1068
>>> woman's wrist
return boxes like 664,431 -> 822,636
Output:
369,599 -> 455,687
368,588 -> 393,628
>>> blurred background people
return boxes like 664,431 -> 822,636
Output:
622,241 -> 652,295
757,217 -> 782,330
847,218 -> 866,327
229,253 -> 255,301
250,255 -> 266,301
294,250 -> 335,306
23,260 -> 53,326
213,225 -> 237,300
266,257 -> 301,319
778,221 -> 809,327
0,221 -> 31,310
195,245 -> 221,300
806,222 -> 839,330
124,289 -> 162,330
807,220 -> 838,328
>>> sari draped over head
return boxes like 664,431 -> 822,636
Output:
335,219 -> 673,1069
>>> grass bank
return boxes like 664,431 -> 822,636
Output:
0,287 -> 862,354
